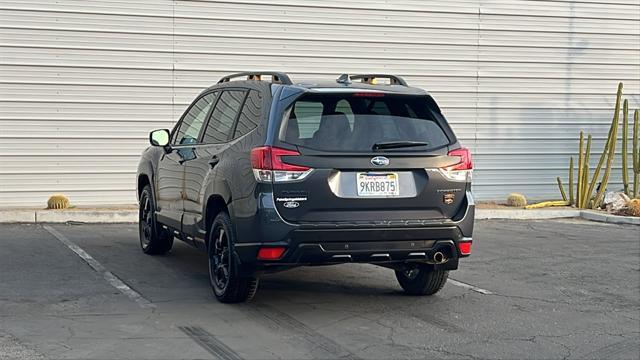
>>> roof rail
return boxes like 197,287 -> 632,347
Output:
348,74 -> 408,86
217,71 -> 293,85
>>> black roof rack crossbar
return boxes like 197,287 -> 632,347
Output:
348,74 -> 408,86
217,71 -> 293,85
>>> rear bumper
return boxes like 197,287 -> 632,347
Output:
235,230 -> 466,274
232,190 -> 475,275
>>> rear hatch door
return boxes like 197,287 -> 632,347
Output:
271,91 -> 469,224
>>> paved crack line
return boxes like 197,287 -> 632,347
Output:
178,326 -> 243,360
43,225 -> 155,309
448,278 -> 493,295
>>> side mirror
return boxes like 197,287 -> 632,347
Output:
149,129 -> 170,147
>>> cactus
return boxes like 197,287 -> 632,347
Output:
577,131 -> 584,205
622,99 -> 629,196
584,82 -> 623,207
593,96 -> 621,208
557,177 -> 568,202
627,198 -> 640,216
507,193 -> 527,207
581,162 -> 588,207
47,194 -> 70,210
558,82 -> 637,208
633,109 -> 639,198
569,156 -> 574,205
580,135 -> 592,208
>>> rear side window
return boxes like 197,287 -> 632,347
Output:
174,92 -> 217,145
281,93 -> 450,152
203,90 -> 245,144
233,90 -> 262,139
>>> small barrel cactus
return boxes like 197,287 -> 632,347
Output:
626,199 -> 640,217
507,193 -> 527,207
47,194 -> 70,210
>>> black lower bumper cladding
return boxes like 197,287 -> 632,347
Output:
234,226 -> 465,274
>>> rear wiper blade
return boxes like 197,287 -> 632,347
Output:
372,141 -> 429,150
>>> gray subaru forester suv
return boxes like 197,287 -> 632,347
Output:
137,72 -> 475,303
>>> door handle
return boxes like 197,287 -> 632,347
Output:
209,156 -> 220,168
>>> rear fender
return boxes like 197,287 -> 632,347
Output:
201,179 -> 235,238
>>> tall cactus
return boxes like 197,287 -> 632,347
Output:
584,82 -> 623,207
569,156 -> 575,205
622,99 -> 629,196
580,135 -> 592,208
577,131 -> 584,206
556,82 -> 635,208
632,108 -> 639,197
593,95 -> 621,208
557,177 -> 568,202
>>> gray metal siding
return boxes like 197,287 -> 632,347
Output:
0,0 -> 639,207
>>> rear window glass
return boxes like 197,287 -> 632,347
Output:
280,93 -> 450,152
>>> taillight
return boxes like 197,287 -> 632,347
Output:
251,146 -> 313,183
448,147 -> 473,170
458,240 -> 472,256
353,92 -> 385,97
439,147 -> 473,181
257,246 -> 286,260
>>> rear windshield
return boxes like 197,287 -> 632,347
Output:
280,93 -> 451,152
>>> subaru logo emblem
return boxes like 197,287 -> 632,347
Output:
371,156 -> 389,166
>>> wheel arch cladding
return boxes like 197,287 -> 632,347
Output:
205,195 -> 229,247
137,173 -> 151,201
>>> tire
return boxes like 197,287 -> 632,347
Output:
208,212 -> 259,303
395,265 -> 448,296
138,185 -> 173,255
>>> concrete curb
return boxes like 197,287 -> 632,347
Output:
476,209 -> 582,220
0,208 -> 638,225
580,210 -> 640,226
0,210 -> 137,224
476,208 -> 639,225
36,210 -> 138,223
0,210 -> 36,223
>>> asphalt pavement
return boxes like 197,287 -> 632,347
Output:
0,219 -> 638,360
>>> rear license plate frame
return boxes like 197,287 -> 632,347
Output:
356,172 -> 400,197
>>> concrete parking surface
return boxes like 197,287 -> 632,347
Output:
1,219 -> 638,360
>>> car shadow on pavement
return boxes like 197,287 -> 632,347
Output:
155,241 -> 416,301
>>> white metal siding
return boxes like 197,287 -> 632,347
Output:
0,0 -> 639,207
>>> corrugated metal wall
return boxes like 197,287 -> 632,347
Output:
1,0 -> 639,207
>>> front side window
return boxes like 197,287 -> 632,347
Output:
281,93 -> 451,152
203,90 -> 246,144
174,92 -> 217,145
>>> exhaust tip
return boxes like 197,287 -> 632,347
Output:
433,251 -> 446,264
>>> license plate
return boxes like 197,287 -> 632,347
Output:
357,173 -> 399,197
